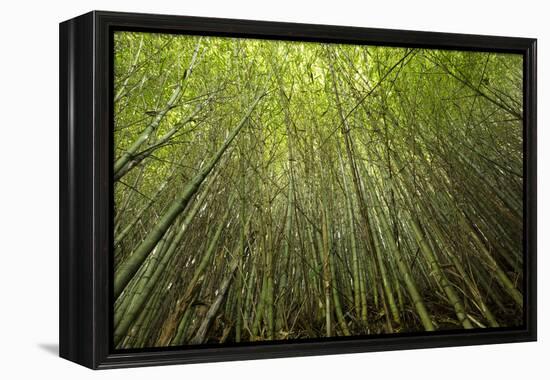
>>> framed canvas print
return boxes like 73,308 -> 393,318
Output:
59,11 -> 537,369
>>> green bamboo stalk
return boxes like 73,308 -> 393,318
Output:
114,93 -> 265,298
409,218 -> 474,329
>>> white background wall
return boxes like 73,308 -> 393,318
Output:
0,0 -> 546,378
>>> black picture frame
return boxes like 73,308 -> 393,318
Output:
59,10 -> 537,369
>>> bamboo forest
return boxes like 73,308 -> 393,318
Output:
113,31 -> 524,349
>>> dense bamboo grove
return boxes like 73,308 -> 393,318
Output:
113,31 -> 524,349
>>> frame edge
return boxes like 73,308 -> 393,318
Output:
59,11 -> 97,369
